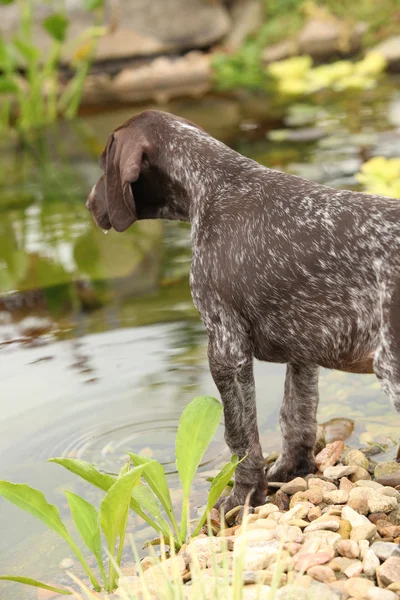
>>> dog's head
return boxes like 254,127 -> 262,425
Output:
86,110 -> 199,231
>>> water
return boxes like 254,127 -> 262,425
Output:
1,82 -> 400,597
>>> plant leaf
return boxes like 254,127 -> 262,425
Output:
0,0 -> 14,4
0,576 -> 71,594
13,38 -> 40,62
176,396 -> 223,498
127,453 -> 178,539
131,483 -> 171,538
0,76 -> 19,94
99,466 -> 144,552
0,481 -> 70,541
119,459 -> 131,478
83,0 -> 104,10
193,455 -> 241,536
65,492 -> 102,566
48,457 -> 167,536
43,14 -> 69,43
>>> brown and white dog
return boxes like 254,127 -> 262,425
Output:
87,110 -> 400,512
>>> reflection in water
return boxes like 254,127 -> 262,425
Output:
1,82 -> 400,596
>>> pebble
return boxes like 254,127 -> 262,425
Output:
275,585 -> 309,600
304,520 -> 340,533
308,478 -> 337,492
307,565 -> 336,583
363,548 -> 380,577
257,503 -> 280,518
350,523 -> 377,542
344,577 -> 374,598
323,490 -> 349,504
371,541 -> 400,561
315,441 -> 345,471
59,558 -> 74,569
340,477 -> 354,493
347,487 -> 371,515
337,519 -> 352,539
359,539 -> 370,560
323,465 -> 356,479
349,466 -> 372,483
367,589 -> 399,600
281,477 -> 308,495
280,502 -> 314,523
275,525 -> 303,543
343,449 -> 370,470
308,506 -> 322,521
367,492 -> 397,514
374,461 -> 400,481
376,556 -> 400,587
294,551 -> 333,571
356,480 -> 384,490
344,559 -> 363,578
337,539 -> 359,559
303,530 -> 342,548
342,505 -> 371,528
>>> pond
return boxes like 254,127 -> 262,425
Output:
1,79 -> 400,596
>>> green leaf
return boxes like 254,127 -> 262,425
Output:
64,492 -> 106,587
131,483 -> 172,540
43,14 -> 69,42
13,38 -> 40,62
175,396 -> 223,540
193,455 -> 242,536
118,459 -> 131,478
0,76 -> 19,94
127,453 -> 179,541
48,457 -> 167,537
0,481 -> 71,540
0,576 -> 71,594
0,0 -> 15,4
100,466 -> 144,588
83,0 -> 104,10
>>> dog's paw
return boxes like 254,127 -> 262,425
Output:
267,454 -> 317,483
214,481 -> 267,515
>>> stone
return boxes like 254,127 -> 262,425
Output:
322,417 -> 355,443
344,577 -> 374,597
344,560 -> 363,577
223,0 -> 264,52
242,584 -> 272,600
275,525 -> 303,543
234,530 -> 278,550
376,520 -> 400,539
329,556 -> 356,572
337,539 -> 359,559
308,506 -> 323,521
257,503 -> 280,519
315,441 -> 345,471
388,506 -> 400,526
263,40 -> 297,64
323,465 -> 356,479
367,589 -> 399,600
294,552 -> 333,571
343,449 -> 370,470
297,18 -> 366,60
275,489 -> 291,511
381,486 -> 400,501
308,478 -> 337,492
275,585 -> 309,600
371,36 -> 400,72
370,513 -> 390,525
323,490 -> 349,504
281,478 -> 308,495
342,505 -> 371,528
376,556 -> 400,587
253,518 -> 278,531
340,477 -> 355,493
303,530 -> 342,548
350,467 -> 372,483
356,480 -> 384,490
359,539 -> 370,560
307,565 -> 336,583
374,461 -> 400,481
371,541 -> 400,561
280,503 -> 314,523
304,520 -> 340,533
363,548 -> 380,577
287,519 -> 309,528
387,582 -> 400,593
368,493 -> 397,514
338,519 -> 352,539
348,487 -> 371,515
350,523 -> 377,542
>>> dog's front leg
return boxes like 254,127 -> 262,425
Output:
268,363 -> 319,482
207,331 -> 266,512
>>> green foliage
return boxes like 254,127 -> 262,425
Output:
0,0 -> 106,133
0,396 -> 240,596
0,576 -> 71,595
356,157 -> 400,199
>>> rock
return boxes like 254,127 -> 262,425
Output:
307,565 -> 336,583
287,519 -> 309,528
303,530 -> 342,548
356,480 -> 384,490
376,556 -> 400,587
344,559 -> 363,578
321,417 -> 355,443
275,525 -> 303,543
316,441 -> 345,471
308,506 -> 323,521
275,585 -> 309,600
348,487 -> 371,515
350,523 -> 377,542
323,490 -> 349,504
275,489 -> 291,511
349,466 -> 372,483
323,465 -> 356,479
371,541 -> 400,561
370,513 -> 390,525
297,17 -> 366,60
367,492 -> 397,514
308,478 -> 337,492
367,588 -> 399,600
59,558 -> 74,569
329,556 -> 356,573
374,461 -> 400,481
223,0 -> 263,52
304,520 -> 340,533
234,529 -> 278,549
290,488 -> 324,507
387,582 -> 400,593
381,487 -> 400,501
281,478 -> 308,495
376,474 -> 400,488
280,503 -> 314,523
263,40 -> 297,64
388,506 -> 400,526
337,540 -> 359,559
338,519 -> 352,539
371,36 -> 400,72
359,539 -> 370,560
343,449 -> 370,470
257,503 -> 280,519
344,577 -> 374,598
375,519 -> 400,539
342,505 -> 371,528
363,548 -> 380,577
252,519 -> 278,531
340,477 -> 355,493
294,552 -> 333,571
242,584 -> 272,600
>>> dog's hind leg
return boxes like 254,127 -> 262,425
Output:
207,328 -> 267,511
374,275 -> 400,445
267,363 -> 319,482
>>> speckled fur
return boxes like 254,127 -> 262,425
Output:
87,110 -> 400,511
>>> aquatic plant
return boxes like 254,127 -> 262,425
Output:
356,156 -> 400,199
0,395 -> 240,595
0,0 -> 106,132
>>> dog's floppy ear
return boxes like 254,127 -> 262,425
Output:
103,132 -> 143,232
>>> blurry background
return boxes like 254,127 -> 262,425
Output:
0,1 -> 399,596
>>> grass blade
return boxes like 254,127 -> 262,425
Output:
0,576 -> 71,595
175,396 -> 223,540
